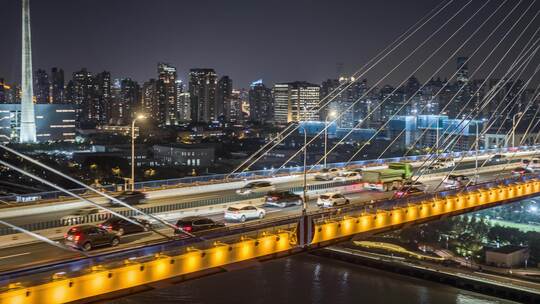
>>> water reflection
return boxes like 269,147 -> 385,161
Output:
110,254 -> 516,304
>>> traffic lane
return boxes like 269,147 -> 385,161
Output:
0,168 -> 520,270
2,160 -> 518,225
0,190 -> 392,272
3,177 -> 333,226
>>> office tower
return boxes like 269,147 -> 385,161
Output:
272,81 -> 320,125
34,69 -> 50,104
189,68 -> 218,123
248,79 -> 272,124
216,76 -> 232,122
94,71 -> 111,124
109,78 -> 139,124
50,67 -> 64,103
178,92 -> 191,122
20,0 -> 36,142
142,79 -> 160,123
157,63 -> 177,125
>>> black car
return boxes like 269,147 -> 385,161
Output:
99,217 -> 151,235
264,190 -> 303,208
64,225 -> 120,251
108,191 -> 147,206
394,187 -> 424,199
175,216 -> 225,234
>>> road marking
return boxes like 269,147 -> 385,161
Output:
0,252 -> 31,260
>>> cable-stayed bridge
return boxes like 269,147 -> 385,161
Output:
1,0 -> 540,303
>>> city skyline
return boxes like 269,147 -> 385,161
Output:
1,0 -> 539,88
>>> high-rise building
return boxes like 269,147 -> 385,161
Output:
228,89 -> 245,123
189,68 -> 218,123
157,63 -> 177,125
456,56 -> 469,84
248,79 -> 272,124
50,67 -> 64,103
109,78 -> 139,124
20,0 -> 36,142
34,69 -> 50,104
216,76 -> 232,122
177,92 -> 191,122
142,79 -> 160,123
272,81 -> 320,125
94,71 -> 112,124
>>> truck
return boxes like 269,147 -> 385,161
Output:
362,162 -> 413,191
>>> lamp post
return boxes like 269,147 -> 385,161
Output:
131,114 -> 146,191
302,125 -> 308,214
324,110 -> 337,168
512,112 -> 523,148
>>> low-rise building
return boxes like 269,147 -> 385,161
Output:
153,143 -> 215,167
485,245 -> 529,268
0,104 -> 77,143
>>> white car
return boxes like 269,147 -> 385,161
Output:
443,174 -> 470,189
317,192 -> 350,208
428,158 -> 455,170
224,204 -> 266,222
333,171 -> 361,182
236,181 -> 275,195
61,207 -> 105,225
315,168 -> 341,181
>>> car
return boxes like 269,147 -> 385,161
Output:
63,225 -> 120,251
236,181 -> 275,195
61,207 -> 105,225
428,158 -> 455,170
317,192 -> 350,208
402,181 -> 427,191
108,191 -> 147,206
99,216 -> 151,236
394,187 -> 425,198
315,168 -> 341,181
224,204 -> 266,222
264,190 -> 303,208
174,216 -> 225,234
333,171 -> 361,182
489,154 -> 506,163
443,174 -> 470,189
511,167 -> 534,176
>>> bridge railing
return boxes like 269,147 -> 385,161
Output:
0,180 -> 354,236
1,172 -> 539,302
2,145 -> 535,205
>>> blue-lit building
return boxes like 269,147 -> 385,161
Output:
298,121 -> 376,141
0,104 -> 77,143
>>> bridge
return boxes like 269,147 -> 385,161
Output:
1,0 -> 540,303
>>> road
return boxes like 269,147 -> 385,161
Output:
1,158 -> 519,226
0,164 -> 518,273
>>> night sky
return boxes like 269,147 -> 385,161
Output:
0,0 -> 538,88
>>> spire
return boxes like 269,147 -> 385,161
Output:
20,0 -> 37,143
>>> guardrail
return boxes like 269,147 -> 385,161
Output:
2,145 -> 536,205
0,180 -> 354,236
1,172 -> 539,304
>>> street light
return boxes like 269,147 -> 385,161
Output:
301,124 -> 308,214
131,114 -> 146,191
324,110 -> 337,168
512,112 -> 523,148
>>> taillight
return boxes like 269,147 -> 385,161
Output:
74,234 -> 81,242
183,225 -> 192,232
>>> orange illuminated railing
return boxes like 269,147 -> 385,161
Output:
1,178 -> 539,304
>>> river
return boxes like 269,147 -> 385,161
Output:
110,253 -> 515,304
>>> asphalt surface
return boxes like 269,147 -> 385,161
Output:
0,163 -> 517,273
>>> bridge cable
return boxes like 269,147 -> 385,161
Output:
225,0 -> 456,177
